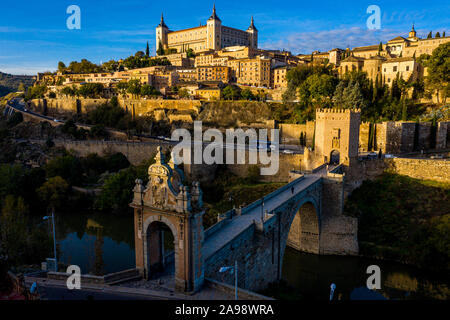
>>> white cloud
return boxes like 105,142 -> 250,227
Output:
260,26 -> 406,54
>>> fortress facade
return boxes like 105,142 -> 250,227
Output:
156,5 -> 258,55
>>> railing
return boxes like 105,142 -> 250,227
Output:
203,175 -> 306,240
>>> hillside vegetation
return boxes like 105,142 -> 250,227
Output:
0,72 -> 34,97
344,173 -> 450,273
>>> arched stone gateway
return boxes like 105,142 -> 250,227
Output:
144,219 -> 176,278
131,147 -> 205,293
287,201 -> 320,254
131,145 -> 358,294
330,150 -> 340,164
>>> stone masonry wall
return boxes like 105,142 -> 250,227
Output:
385,158 -> 450,183
29,98 -> 201,118
50,140 -> 172,165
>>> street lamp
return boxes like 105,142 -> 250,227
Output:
43,209 -> 57,267
261,198 -> 265,222
330,283 -> 336,301
219,260 -> 238,300
229,193 -> 234,218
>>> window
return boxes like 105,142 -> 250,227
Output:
406,66 -> 410,71
393,66 -> 397,72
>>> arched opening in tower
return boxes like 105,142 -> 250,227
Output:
146,221 -> 175,279
287,202 -> 319,254
330,150 -> 340,165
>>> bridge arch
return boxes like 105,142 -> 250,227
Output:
277,195 -> 322,280
286,200 -> 320,254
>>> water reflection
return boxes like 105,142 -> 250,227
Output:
55,212 -> 135,275
282,247 -> 449,300
52,212 -> 448,300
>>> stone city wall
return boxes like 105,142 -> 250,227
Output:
278,121 -> 314,146
29,98 -> 202,118
50,139 -> 171,165
384,158 -> 450,183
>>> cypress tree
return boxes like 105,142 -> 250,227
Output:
401,101 -> 407,121
146,42 -> 150,57
435,32 -> 441,38
373,75 -> 379,102
443,31 -> 446,37
156,40 -> 164,56
427,31 -> 432,39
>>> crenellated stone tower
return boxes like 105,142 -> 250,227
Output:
130,147 -> 205,293
314,108 -> 361,166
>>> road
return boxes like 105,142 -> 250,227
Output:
24,279 -> 165,300
5,97 -> 302,153
35,285 -> 157,300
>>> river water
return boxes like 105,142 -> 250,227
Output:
53,212 -> 448,300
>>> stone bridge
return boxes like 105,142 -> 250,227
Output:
130,147 -> 358,294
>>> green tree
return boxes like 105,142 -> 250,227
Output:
222,85 -> 241,100
157,41 -> 164,56
332,81 -> 368,110
146,42 -> 150,57
45,155 -> 83,185
116,81 -> 129,96
240,88 -> 255,100
89,124 -> 109,139
95,168 -> 136,212
37,176 -> 69,209
435,32 -> 441,38
140,84 -> 160,97
61,86 -> 75,97
102,60 -> 119,72
425,42 -> 450,103
17,82 -> 25,92
67,59 -> 102,73
77,83 -> 104,98
178,88 -> 190,99
186,48 -> 195,58
127,79 -> 142,98
427,31 -> 433,39
57,61 -> 66,72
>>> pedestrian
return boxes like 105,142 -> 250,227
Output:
291,186 -> 294,194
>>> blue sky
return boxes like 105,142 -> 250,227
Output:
1,0 -> 448,75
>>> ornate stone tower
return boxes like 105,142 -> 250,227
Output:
246,16 -> 258,48
131,147 -> 205,293
156,13 -> 169,55
206,4 -> 222,51
314,108 -> 361,166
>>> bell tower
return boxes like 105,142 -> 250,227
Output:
246,16 -> 258,48
131,147 -> 205,293
206,4 -> 222,50
408,24 -> 418,41
156,13 -> 169,55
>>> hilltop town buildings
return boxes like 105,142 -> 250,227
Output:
155,5 -> 258,54
37,20 -> 448,101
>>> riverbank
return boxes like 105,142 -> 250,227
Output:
344,173 -> 449,274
